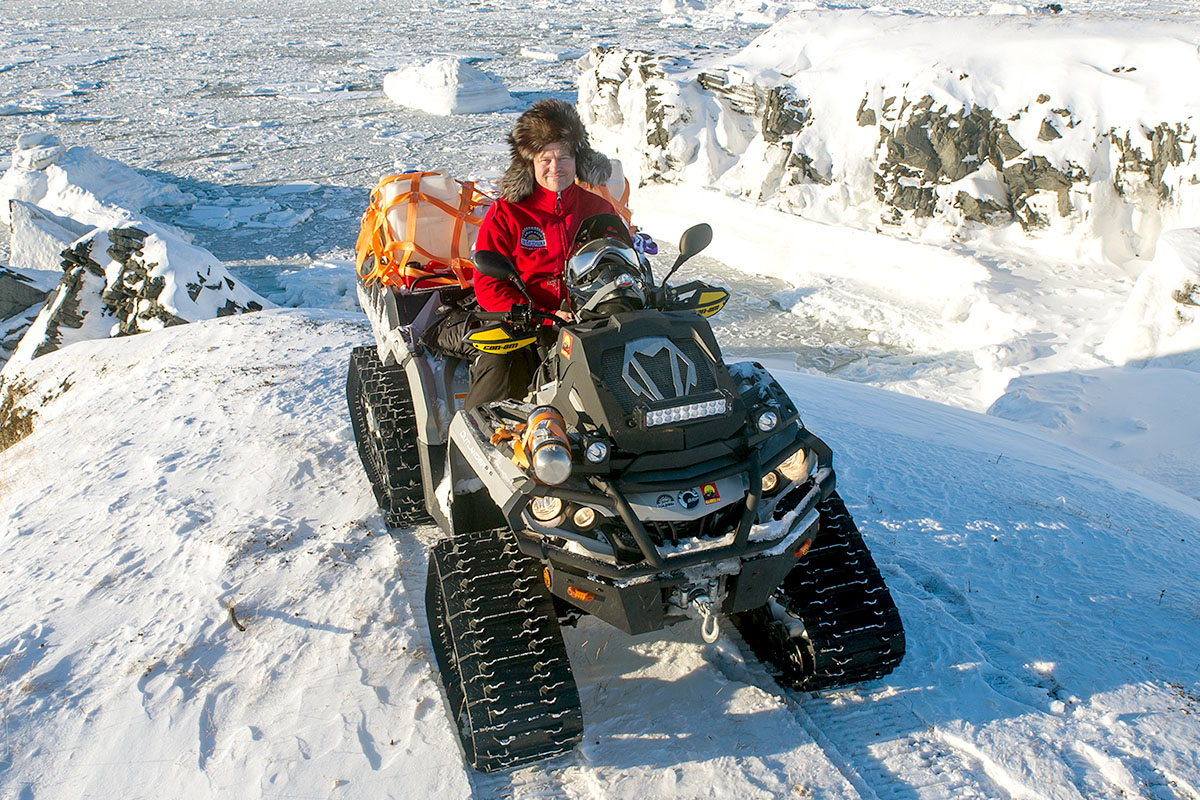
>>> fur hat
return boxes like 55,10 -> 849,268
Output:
500,99 -> 612,202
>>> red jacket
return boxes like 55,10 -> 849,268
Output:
473,183 -> 614,313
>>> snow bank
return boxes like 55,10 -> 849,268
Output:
0,134 -> 270,371
580,10 -> 1200,259
0,310 -> 473,799
382,58 -> 512,116
1099,226 -> 1200,366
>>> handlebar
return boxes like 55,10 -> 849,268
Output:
472,304 -> 562,327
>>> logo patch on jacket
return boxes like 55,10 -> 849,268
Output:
520,226 -> 547,249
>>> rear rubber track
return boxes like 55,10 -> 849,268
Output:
426,528 -> 583,772
733,491 -> 905,690
346,345 -> 432,528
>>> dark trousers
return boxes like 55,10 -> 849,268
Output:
463,348 -> 538,411
463,329 -> 556,411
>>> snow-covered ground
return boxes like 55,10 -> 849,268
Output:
2,0 -> 1200,797
3,310 -> 1198,799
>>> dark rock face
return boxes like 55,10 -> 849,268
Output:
0,267 -> 49,321
579,46 -> 1197,239
0,267 -> 52,361
21,226 -> 264,361
1113,123 -> 1194,202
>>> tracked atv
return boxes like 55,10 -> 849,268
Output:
348,212 -> 905,772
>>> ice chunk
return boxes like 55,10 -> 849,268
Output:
382,58 -> 512,116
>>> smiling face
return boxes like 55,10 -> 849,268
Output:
533,142 -> 576,193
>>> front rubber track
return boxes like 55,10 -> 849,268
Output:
426,528 -> 583,772
732,491 -> 905,691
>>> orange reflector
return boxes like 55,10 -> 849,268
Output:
543,567 -> 551,589
793,538 -> 813,559
567,586 -> 595,603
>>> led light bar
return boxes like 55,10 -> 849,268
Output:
644,397 -> 728,427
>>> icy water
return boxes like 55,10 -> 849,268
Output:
3,0 -> 1183,373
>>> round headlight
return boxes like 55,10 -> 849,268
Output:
529,496 -> 564,522
777,448 -> 813,483
572,506 -> 597,529
761,472 -> 779,494
585,441 -> 609,464
757,410 -> 779,432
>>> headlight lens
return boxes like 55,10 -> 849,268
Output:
585,441 -> 609,463
529,496 -> 564,522
572,506 -> 597,529
777,448 -> 814,483
761,471 -> 779,494
757,410 -> 779,432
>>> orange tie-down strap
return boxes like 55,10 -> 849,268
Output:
490,424 -> 530,470
355,172 -> 493,290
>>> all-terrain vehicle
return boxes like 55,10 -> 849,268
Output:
347,211 -> 905,772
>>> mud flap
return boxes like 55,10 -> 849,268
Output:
447,439 -> 507,534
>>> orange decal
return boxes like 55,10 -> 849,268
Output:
560,332 -> 573,358
702,483 -> 720,504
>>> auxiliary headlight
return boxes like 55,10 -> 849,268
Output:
645,397 -> 728,428
756,410 -> 779,432
572,506 -> 598,529
529,496 -> 564,523
585,440 -> 609,464
777,448 -> 814,483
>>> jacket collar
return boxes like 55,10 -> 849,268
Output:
523,182 -> 579,212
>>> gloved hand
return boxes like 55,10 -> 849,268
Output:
632,231 -> 658,256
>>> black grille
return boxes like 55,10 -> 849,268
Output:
605,501 -> 745,554
601,338 -> 718,412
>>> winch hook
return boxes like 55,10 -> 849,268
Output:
689,590 -> 721,644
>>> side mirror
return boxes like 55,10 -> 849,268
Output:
473,249 -> 535,306
660,223 -> 713,289
677,223 -> 712,263
473,250 -> 522,283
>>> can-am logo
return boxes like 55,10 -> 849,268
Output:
622,337 -> 697,401
520,226 -> 547,249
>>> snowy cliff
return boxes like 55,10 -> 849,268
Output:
579,10 -> 1200,261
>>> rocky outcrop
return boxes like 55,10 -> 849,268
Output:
578,40 -> 1199,249
1,134 -> 270,370
13,226 -> 265,364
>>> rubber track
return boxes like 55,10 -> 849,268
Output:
733,491 -> 905,691
346,346 -> 432,528
426,529 -> 583,772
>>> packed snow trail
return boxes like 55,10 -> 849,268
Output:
2,310 -> 1198,799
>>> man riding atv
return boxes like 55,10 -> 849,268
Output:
465,99 -> 617,410
346,101 -> 905,773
